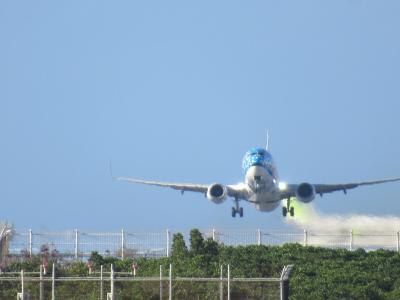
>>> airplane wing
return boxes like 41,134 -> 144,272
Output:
115,177 -> 209,193
280,177 -> 400,199
114,177 -> 247,200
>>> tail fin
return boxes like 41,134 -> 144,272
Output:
266,130 -> 270,150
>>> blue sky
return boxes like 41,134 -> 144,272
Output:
1,1 -> 400,230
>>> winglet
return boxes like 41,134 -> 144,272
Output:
266,129 -> 270,150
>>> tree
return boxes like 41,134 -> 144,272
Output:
203,238 -> 219,257
172,233 -> 188,258
189,229 -> 204,255
89,251 -> 104,268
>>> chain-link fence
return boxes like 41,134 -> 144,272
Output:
0,264 -> 290,300
5,229 -> 400,259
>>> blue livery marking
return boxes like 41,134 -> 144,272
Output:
242,147 -> 274,173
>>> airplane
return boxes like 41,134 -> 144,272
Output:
113,135 -> 400,218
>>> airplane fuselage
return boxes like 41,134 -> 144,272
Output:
245,166 -> 281,212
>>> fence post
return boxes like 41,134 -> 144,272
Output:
40,264 -> 44,300
227,264 -> 230,300
220,265 -> 223,300
303,229 -> 308,247
52,263 -> 55,300
21,269 -> 25,299
166,229 -> 170,257
280,265 -> 294,300
75,229 -> 79,260
107,264 -> 115,300
349,230 -> 353,251
168,264 -> 172,300
111,264 -> 114,297
29,229 -> 32,257
121,229 -> 125,259
100,265 -> 104,300
397,231 -> 399,253
160,265 -> 163,300
112,264 -> 115,300
257,229 -> 261,246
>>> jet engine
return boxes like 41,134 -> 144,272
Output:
295,182 -> 316,203
206,183 -> 228,204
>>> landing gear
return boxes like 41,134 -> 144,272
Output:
282,207 -> 287,217
231,199 -> 243,218
282,198 -> 294,217
289,207 -> 295,217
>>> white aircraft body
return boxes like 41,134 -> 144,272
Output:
115,140 -> 400,218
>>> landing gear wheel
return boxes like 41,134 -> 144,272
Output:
232,207 -> 236,218
282,207 -> 287,217
289,207 -> 295,217
239,207 -> 243,218
232,198 -> 242,218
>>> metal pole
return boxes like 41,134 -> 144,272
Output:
52,263 -> 55,300
303,229 -> 308,247
100,265 -> 103,300
257,228 -> 261,246
29,229 -> 32,257
166,229 -> 170,257
21,269 -> 24,299
349,230 -> 353,251
397,231 -> 399,252
40,264 -> 44,300
280,265 -> 294,300
280,266 -> 286,300
110,264 -> 114,300
220,265 -> 223,300
121,229 -> 125,259
227,264 -> 230,300
75,229 -> 79,260
169,264 -> 172,300
160,265 -> 163,300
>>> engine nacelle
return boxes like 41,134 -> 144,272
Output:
295,182 -> 316,203
206,183 -> 228,204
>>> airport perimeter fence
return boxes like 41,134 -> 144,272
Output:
4,228 -> 400,259
0,264 -> 294,300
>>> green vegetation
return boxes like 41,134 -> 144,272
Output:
1,229 -> 400,299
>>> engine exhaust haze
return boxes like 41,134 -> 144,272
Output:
286,199 -> 400,233
284,199 -> 400,248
